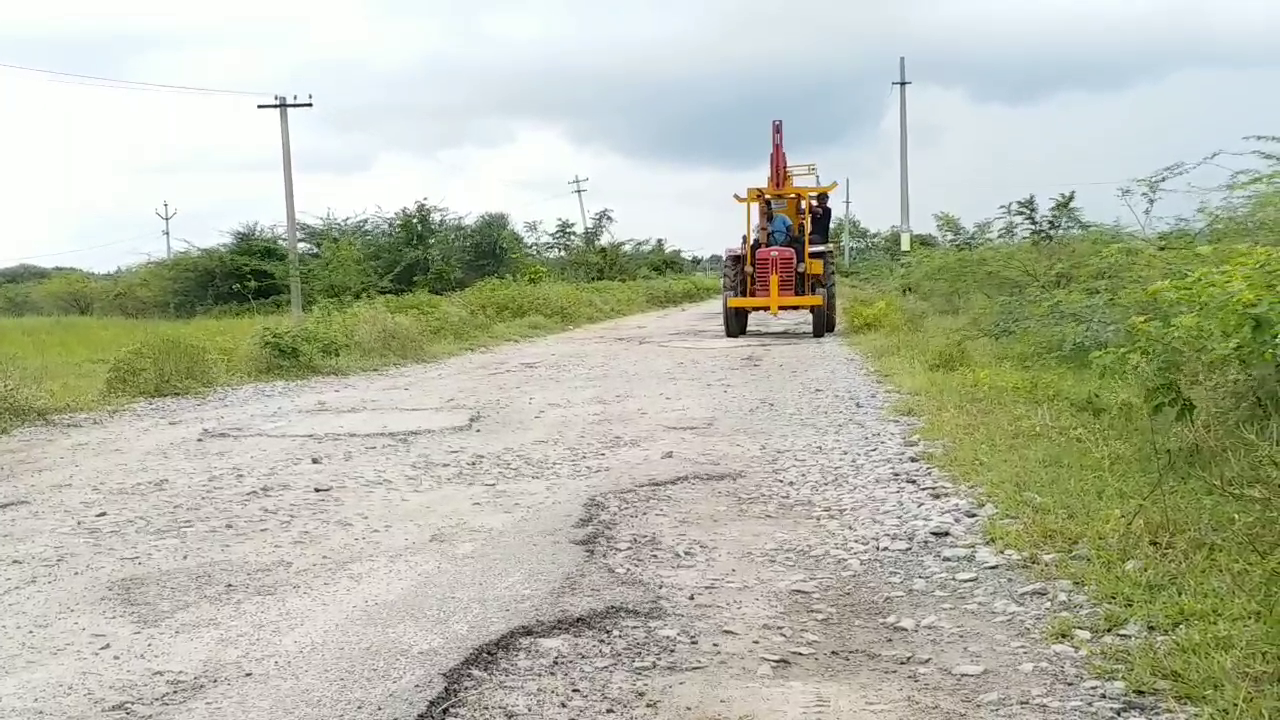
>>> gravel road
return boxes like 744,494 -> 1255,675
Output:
0,300 -> 1177,720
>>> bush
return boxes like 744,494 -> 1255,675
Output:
332,304 -> 433,363
843,297 -> 904,333
0,361 -> 54,432
101,334 -> 224,400
250,321 -> 350,375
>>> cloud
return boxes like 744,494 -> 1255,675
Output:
310,0 -> 1280,169
0,0 -> 1277,272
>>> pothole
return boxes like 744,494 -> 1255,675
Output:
637,471 -> 738,489
417,606 -> 666,720
571,473 -> 738,552
205,408 -> 480,439
421,471 -> 744,719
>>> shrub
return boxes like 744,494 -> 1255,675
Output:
101,335 -> 223,399
843,298 -> 904,334
0,361 -> 54,431
250,321 -> 350,375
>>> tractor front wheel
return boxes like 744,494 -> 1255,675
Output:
723,291 -> 746,338
811,288 -> 828,338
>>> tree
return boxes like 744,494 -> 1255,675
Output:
35,272 -> 101,316
305,237 -> 378,303
0,196 -> 706,319
933,212 -> 994,250
995,191 -> 1085,245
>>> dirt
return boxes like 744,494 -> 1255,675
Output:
0,301 -> 1184,720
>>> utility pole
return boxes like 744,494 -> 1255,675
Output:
842,179 -> 852,266
568,175 -> 590,233
257,93 -> 313,322
154,201 -> 177,259
892,56 -> 912,252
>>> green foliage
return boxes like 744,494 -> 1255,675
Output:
0,191 -> 714,430
34,272 -> 103,316
841,136 -> 1280,719
250,322 -> 350,375
0,359 -> 54,432
843,297 -> 903,333
0,200 -> 703,321
101,334 -> 224,399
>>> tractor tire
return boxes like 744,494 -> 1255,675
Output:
811,288 -> 828,338
722,254 -> 747,296
723,291 -> 744,338
824,285 -> 837,333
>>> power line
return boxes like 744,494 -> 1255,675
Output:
950,178 -> 1171,192
0,60 -> 267,96
510,189 -> 575,211
0,233 -> 157,264
33,76 -> 258,97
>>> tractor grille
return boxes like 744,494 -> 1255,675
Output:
752,247 -> 796,297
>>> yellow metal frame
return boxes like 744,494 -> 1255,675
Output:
729,180 -> 838,316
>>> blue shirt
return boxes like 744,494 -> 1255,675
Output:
766,214 -> 793,246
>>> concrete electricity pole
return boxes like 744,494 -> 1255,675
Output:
154,201 -> 177,259
568,175 -> 590,233
892,56 -> 912,252
258,93 -> 313,322
842,179 -> 852,266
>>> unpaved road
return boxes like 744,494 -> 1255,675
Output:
1,301 -> 1169,720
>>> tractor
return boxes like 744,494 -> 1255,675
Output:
722,120 -> 838,338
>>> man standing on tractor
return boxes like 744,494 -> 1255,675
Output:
807,191 -> 833,244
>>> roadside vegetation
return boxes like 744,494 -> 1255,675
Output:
0,203 -> 718,433
838,136 -> 1279,719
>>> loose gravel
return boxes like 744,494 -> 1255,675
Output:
0,301 -> 1187,720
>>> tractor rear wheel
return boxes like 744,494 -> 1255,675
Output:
811,288 -> 828,338
825,285 -> 837,333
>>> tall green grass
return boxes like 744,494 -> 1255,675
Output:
841,241 -> 1279,720
0,276 -> 717,433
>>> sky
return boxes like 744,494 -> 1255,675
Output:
1,0 -> 1279,271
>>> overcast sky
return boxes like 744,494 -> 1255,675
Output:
2,0 -> 1278,270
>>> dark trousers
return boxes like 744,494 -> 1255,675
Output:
788,239 -> 807,293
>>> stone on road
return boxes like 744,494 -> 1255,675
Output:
0,301 -> 1156,720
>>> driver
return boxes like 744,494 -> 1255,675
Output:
763,206 -> 794,247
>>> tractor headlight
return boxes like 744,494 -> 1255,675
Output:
745,265 -> 753,274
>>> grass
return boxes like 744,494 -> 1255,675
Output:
838,249 -> 1279,720
0,315 -> 265,405
0,275 -> 718,433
